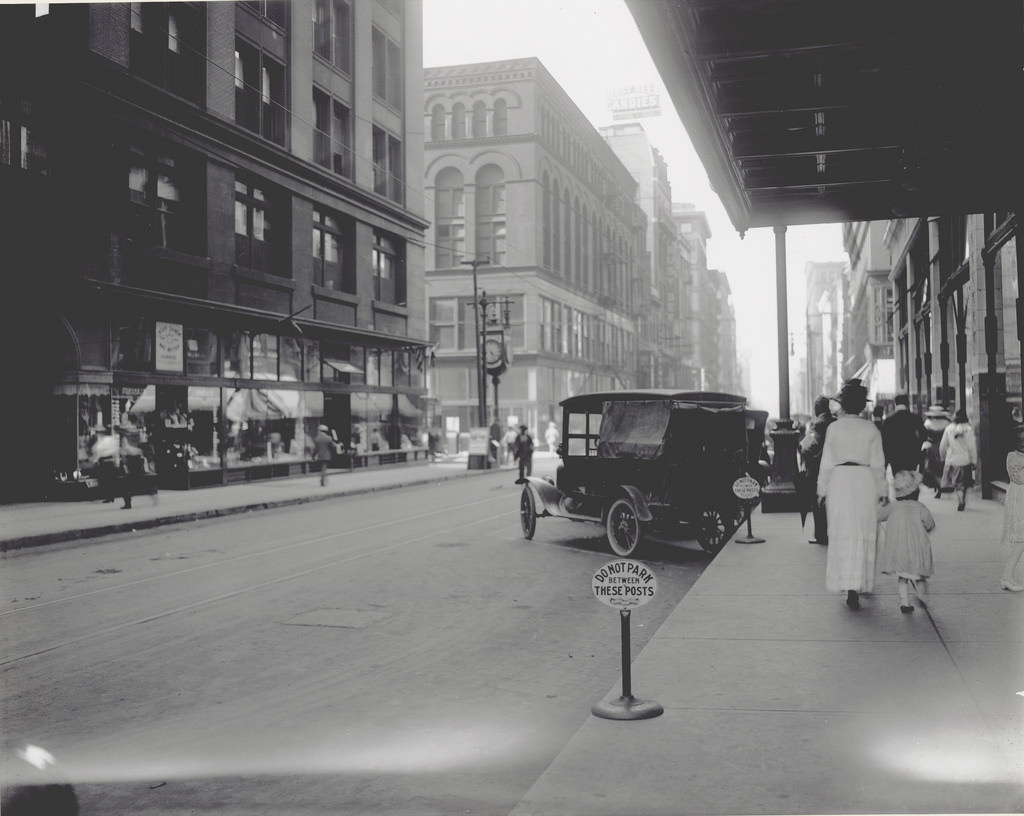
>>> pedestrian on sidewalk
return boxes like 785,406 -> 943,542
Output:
878,470 -> 935,613
502,425 -> 518,465
922,405 -> 951,498
999,423 -> 1024,592
513,425 -> 534,484
881,393 -> 927,477
817,378 -> 888,610
312,424 -> 336,487
799,395 -> 835,545
939,408 -> 977,511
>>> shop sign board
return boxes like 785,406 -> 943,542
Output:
592,559 -> 657,609
155,321 -> 183,372
468,426 -> 490,455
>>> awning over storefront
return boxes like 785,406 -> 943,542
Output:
852,358 -> 896,405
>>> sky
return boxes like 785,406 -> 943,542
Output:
422,0 -> 849,412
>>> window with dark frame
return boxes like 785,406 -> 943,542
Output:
242,0 -> 288,29
371,26 -> 402,109
234,39 -> 286,147
313,207 -> 352,292
234,178 -> 275,274
129,2 -> 203,104
313,0 -> 351,74
126,141 -> 201,253
0,100 -> 48,175
372,230 -> 405,306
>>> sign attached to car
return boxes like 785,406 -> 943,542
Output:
592,559 -> 657,609
732,475 -> 761,501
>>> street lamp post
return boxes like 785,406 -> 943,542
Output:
462,257 -> 490,429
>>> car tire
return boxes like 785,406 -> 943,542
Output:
520,486 -> 537,540
606,498 -> 644,557
697,507 -> 729,554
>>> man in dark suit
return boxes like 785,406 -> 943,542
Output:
881,393 -> 927,477
800,395 -> 835,545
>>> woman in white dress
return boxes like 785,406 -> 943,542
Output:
817,379 -> 888,609
1001,424 -> 1024,591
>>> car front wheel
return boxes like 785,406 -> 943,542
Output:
520,486 -> 537,540
606,498 -> 644,557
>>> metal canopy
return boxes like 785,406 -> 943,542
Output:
626,0 -> 1024,233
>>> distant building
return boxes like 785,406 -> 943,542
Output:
804,261 -> 848,410
423,58 -> 646,445
0,1 -> 429,499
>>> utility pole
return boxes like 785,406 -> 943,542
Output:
462,257 -> 489,429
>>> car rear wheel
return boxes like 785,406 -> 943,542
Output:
520,486 -> 537,540
697,507 -> 729,554
606,498 -> 644,557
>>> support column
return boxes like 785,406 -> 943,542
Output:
762,225 -> 800,512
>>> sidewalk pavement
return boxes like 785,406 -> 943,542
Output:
0,453 -> 556,550
2,467 -> 1021,814
511,490 -> 1024,816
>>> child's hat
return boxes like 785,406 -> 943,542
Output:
892,470 -> 923,498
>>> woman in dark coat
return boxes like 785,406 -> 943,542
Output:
921,405 -> 951,498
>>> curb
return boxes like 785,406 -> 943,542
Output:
1,467 -> 486,553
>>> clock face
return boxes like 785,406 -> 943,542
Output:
485,338 -> 503,366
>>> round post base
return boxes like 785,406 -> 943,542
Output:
591,695 -> 664,720
734,534 -> 765,543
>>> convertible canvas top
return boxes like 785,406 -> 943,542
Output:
593,396 -> 747,460
560,389 -> 747,414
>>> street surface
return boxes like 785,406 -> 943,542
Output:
1,464 -> 711,815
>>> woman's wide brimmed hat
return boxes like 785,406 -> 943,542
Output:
834,378 -> 870,403
892,469 -> 923,498
925,405 -> 949,418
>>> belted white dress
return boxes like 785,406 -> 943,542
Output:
817,415 -> 887,594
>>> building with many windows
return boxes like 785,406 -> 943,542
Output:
423,58 -> 646,449
0,1 -> 429,499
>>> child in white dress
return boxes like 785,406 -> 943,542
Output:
879,470 -> 935,613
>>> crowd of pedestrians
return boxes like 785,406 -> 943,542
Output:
804,377 -> 1021,608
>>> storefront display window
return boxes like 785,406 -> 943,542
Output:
252,332 -> 278,379
186,327 -> 219,376
77,389 -> 111,471
113,317 -> 154,371
322,341 -> 364,384
280,336 -> 302,381
304,339 -> 321,382
223,330 -> 251,378
223,386 -> 313,467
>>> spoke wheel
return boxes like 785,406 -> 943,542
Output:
606,498 -> 644,557
520,486 -> 537,540
698,507 -> 728,554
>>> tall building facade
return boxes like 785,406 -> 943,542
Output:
842,222 -> 894,408
804,261 -> 848,411
0,1 -> 429,500
599,123 -> 675,388
423,58 -> 646,447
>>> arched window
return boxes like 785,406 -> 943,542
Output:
493,98 -> 508,136
452,102 -> 466,139
472,101 -> 487,138
434,167 -> 464,268
430,104 -> 445,141
542,172 -> 551,268
552,179 -> 561,273
475,164 -> 505,264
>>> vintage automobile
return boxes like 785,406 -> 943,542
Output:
519,390 -> 768,556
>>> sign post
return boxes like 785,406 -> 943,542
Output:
590,559 -> 663,720
732,475 -> 765,544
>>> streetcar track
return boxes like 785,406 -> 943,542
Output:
0,507 -> 518,667
1,493 -> 511,618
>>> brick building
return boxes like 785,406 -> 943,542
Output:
0,1 -> 430,499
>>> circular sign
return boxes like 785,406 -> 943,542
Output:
592,559 -> 658,609
732,475 -> 761,501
